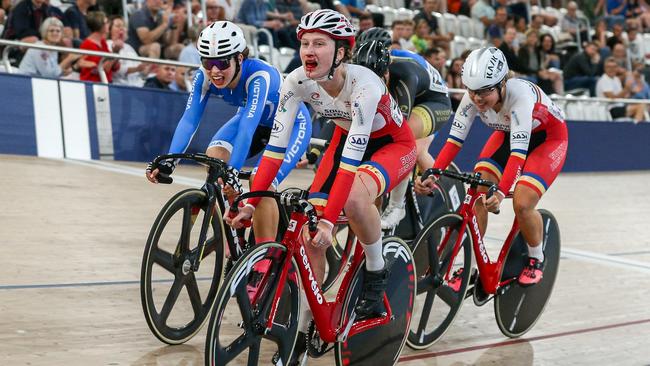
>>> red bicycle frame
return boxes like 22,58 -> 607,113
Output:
440,184 -> 520,294
262,210 -> 393,344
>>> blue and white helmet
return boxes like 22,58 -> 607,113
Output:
197,21 -> 247,58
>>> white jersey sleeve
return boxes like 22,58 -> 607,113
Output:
267,69 -> 304,152
448,92 -> 478,147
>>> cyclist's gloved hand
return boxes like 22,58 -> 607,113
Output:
225,201 -> 254,229
483,189 -> 504,214
221,166 -> 243,200
145,159 -> 176,184
306,148 -> 321,165
302,219 -> 334,248
414,170 -> 439,195
225,166 -> 243,194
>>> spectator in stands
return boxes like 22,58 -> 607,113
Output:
529,14 -> 545,34
204,0 -> 225,23
469,0 -> 495,29
164,2 -> 189,59
563,41 -> 601,96
517,29 -> 541,82
19,17 -> 78,77
625,20 -> 647,64
424,47 -> 447,76
169,66 -> 190,91
486,6 -> 507,41
595,0 -> 627,29
445,57 -> 464,110
79,11 -> 120,82
63,0 -> 94,47
499,27 -> 529,75
596,57 -> 646,123
448,0 -> 470,15
127,0 -> 173,59
411,19 -> 432,54
413,0 -> 453,50
513,15 -> 527,45
108,15 -> 148,87
217,0 -> 237,22
179,24 -> 201,66
357,13 -> 375,33
276,0 -> 308,28
628,60 -> 650,101
560,1 -> 588,44
627,0 -> 650,31
237,0 -> 299,50
391,20 -> 417,52
339,0 -> 384,27
605,22 -> 625,51
611,42 -> 628,72
144,64 -> 175,89
538,33 -> 564,94
495,0 -> 527,21
1,0 -> 62,43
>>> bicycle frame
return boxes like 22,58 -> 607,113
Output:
441,184 -> 520,295
249,202 -> 394,344
151,153 -> 250,271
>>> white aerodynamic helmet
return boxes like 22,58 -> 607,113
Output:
461,47 -> 509,90
297,9 -> 356,48
197,21 -> 247,58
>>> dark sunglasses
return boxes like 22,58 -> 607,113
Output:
201,57 -> 232,71
467,86 -> 497,98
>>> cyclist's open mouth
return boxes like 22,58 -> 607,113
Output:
212,75 -> 225,83
304,61 -> 318,71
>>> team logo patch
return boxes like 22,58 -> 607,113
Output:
272,121 -> 285,133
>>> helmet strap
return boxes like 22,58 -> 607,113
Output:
495,79 -> 505,104
227,53 -> 242,87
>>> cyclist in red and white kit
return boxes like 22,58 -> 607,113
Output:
228,9 -> 416,321
417,47 -> 568,286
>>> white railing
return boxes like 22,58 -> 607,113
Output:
0,39 -> 200,83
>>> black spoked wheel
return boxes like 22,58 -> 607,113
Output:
205,243 -> 300,366
335,237 -> 416,366
406,213 -> 472,350
494,209 -> 561,338
141,188 -> 225,344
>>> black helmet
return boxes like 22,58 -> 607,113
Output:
352,40 -> 390,77
356,27 -> 392,48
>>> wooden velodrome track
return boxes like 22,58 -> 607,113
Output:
1,154 -> 650,365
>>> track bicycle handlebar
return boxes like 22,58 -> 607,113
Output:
150,153 -> 252,182
231,189 -> 319,232
423,168 -> 501,213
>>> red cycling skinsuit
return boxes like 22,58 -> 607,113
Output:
249,64 -> 416,225
434,78 -> 569,196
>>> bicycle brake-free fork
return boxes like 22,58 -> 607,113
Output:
190,183 -> 219,272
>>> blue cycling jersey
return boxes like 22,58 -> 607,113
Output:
168,58 -> 283,170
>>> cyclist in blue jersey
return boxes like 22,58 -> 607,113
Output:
353,27 -> 452,229
146,21 -> 312,242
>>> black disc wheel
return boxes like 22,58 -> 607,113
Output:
141,188 -> 225,344
406,213 -> 472,350
205,243 -> 300,366
335,237 -> 416,366
322,223 -> 353,292
494,209 -> 561,338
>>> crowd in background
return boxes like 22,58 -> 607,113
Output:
1,0 -> 649,120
